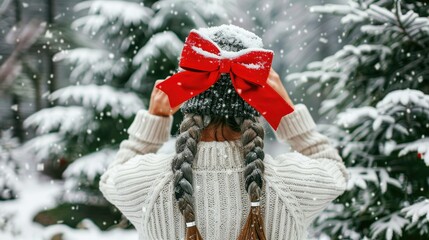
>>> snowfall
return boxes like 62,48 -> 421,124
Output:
1,135 -> 315,240
0,143 -> 140,240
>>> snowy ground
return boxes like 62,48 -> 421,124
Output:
0,174 -> 138,240
0,135 -> 293,240
0,143 -> 138,240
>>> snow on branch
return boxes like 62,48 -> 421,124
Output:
21,133 -> 65,162
310,2 -> 368,25
133,32 -> 182,65
337,106 -> 378,128
54,48 -> 110,64
377,89 -> 429,111
397,138 -> 429,166
24,106 -> 91,135
287,44 -> 391,88
62,149 -> 116,205
43,219 -> 138,240
63,149 -> 115,182
336,89 -> 429,140
0,166 -> 20,200
73,1 -> 153,31
49,85 -> 144,118
346,167 -> 378,190
370,213 -> 409,240
310,4 -> 354,15
311,2 -> 429,45
53,48 -> 125,83
401,198 -> 429,233
129,31 -> 182,89
346,167 -> 401,193
368,4 -> 429,46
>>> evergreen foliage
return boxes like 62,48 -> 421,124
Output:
288,1 -> 429,239
24,0 -> 229,228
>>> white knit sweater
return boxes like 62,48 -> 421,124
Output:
99,104 -> 349,240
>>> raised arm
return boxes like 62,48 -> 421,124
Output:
99,79 -> 178,231
99,110 -> 173,231
269,104 -> 349,225
264,69 -> 348,225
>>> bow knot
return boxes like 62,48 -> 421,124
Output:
219,59 -> 232,73
156,30 -> 294,130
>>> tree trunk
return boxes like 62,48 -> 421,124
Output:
12,0 -> 23,142
46,0 -> 57,106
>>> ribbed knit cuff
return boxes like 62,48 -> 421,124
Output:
275,104 -> 316,140
127,110 -> 173,144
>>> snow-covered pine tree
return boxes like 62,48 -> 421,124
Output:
23,0 -> 229,229
0,130 -> 20,201
287,1 -> 429,239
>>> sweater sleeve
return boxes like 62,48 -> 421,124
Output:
99,110 -> 174,231
270,104 -> 349,224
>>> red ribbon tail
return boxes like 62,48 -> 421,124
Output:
264,102 -> 294,130
232,77 -> 294,130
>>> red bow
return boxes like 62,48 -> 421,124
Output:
156,30 -> 294,130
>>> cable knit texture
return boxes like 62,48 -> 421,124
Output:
99,104 -> 349,240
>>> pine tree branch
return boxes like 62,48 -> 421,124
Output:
394,0 -> 426,49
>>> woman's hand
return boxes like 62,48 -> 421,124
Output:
148,79 -> 182,117
267,68 -> 294,108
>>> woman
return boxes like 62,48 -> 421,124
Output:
99,25 -> 348,240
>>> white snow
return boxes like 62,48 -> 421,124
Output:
54,48 -> 125,84
49,85 -> 145,118
377,89 -> 429,110
53,48 -> 110,65
397,138 -> 429,166
0,166 -> 20,200
71,15 -> 107,34
62,149 -> 116,205
74,1 -> 153,27
401,199 -> 429,224
63,149 -> 115,182
367,5 -> 396,23
360,25 -> 386,35
42,220 -> 138,240
370,213 -> 409,240
20,134 -> 65,163
0,177 -> 62,240
346,167 -> 378,190
241,63 -> 264,69
187,35 -> 273,60
345,167 -> 401,193
187,26 -> 273,59
309,4 -> 353,15
24,106 -> 90,135
133,31 -> 183,65
191,46 -> 221,59
197,24 -> 263,49
0,177 -> 137,240
337,106 -> 378,127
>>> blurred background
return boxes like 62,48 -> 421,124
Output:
0,0 -> 428,239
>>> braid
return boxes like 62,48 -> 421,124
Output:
172,113 -> 204,222
240,117 -> 265,202
237,116 -> 267,240
172,113 -> 209,239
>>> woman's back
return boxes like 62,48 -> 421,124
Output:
99,104 -> 348,240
